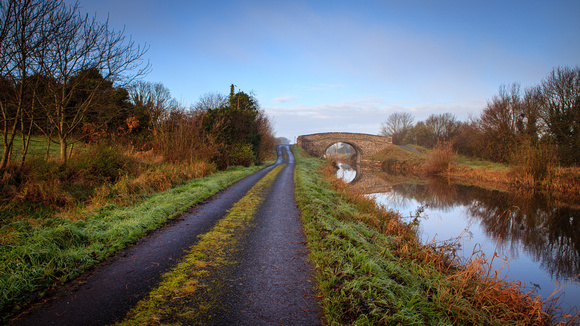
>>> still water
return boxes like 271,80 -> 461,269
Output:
336,163 -> 580,314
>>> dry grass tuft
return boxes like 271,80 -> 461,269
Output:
422,142 -> 456,175
129,149 -> 164,164
83,160 -> 216,216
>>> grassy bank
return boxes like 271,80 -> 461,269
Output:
373,144 -> 580,204
293,146 -> 561,325
0,159 -> 268,320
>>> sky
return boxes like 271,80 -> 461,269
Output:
68,0 -> 579,142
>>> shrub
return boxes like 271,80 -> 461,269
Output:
230,143 -> 256,167
2,158 -> 72,207
423,142 -> 455,175
72,144 -> 133,182
510,140 -> 556,185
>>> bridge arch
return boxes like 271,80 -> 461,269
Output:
324,141 -> 358,158
296,132 -> 392,163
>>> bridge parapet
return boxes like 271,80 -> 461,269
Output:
297,132 -> 392,163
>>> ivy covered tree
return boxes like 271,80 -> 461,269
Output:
71,68 -> 134,143
202,85 -> 264,168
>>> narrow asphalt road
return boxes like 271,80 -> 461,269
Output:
200,145 -> 321,325
13,145 -> 321,325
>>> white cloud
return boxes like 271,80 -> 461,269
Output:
273,95 -> 298,103
265,98 -> 485,141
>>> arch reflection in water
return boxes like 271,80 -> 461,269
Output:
335,164 -> 580,313
335,163 -> 392,194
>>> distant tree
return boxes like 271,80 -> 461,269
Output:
405,121 -> 430,147
520,85 -> 542,144
426,113 -> 460,143
476,83 -> 523,162
538,66 -> 580,165
276,137 -> 291,145
407,113 -> 461,148
453,119 -> 481,157
379,112 -> 414,145
128,81 -> 176,139
202,85 -> 272,168
194,92 -> 227,111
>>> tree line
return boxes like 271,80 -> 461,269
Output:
0,0 -> 275,174
380,66 -> 580,168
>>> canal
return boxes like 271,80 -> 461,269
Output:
336,163 -> 580,315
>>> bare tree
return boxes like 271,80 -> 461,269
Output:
476,83 -> 524,162
194,92 -> 227,111
379,112 -> 414,144
0,0 -> 64,171
520,85 -> 543,143
37,2 -> 149,164
407,113 -> 461,148
425,113 -> 460,142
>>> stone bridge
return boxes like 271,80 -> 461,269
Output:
296,132 -> 392,163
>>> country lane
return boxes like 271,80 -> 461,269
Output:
14,145 -> 321,325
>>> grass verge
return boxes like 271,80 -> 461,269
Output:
116,164 -> 285,325
0,163 -> 268,321
293,146 -> 559,325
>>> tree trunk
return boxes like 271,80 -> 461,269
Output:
1,112 -> 20,173
1,141 -> 13,172
59,136 -> 68,165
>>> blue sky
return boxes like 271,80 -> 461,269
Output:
72,0 -> 579,141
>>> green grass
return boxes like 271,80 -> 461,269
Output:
292,146 -> 550,325
0,134 -> 83,160
455,154 -> 509,171
413,144 -> 510,172
294,148 -> 450,324
0,163 -> 268,320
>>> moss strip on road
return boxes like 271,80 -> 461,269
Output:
117,164 -> 285,325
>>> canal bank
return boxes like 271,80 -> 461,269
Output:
374,144 -> 580,206
293,146 -> 575,325
358,144 -> 580,315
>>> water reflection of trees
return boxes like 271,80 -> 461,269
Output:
388,178 -> 580,280
388,178 -> 464,212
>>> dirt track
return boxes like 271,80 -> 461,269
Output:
14,145 -> 321,325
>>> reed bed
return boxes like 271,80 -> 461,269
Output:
374,145 -> 580,204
